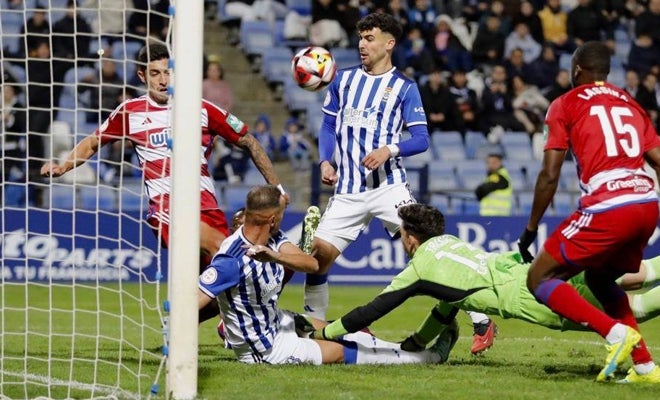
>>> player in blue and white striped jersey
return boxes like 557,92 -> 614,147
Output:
198,185 -> 455,365
305,13 -> 495,353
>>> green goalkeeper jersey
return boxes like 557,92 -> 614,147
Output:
323,234 -> 596,340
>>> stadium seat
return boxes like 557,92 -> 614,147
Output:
464,131 -> 487,159
119,178 -> 148,212
559,53 -> 572,71
500,131 -> 531,147
223,185 -> 252,212
429,193 -> 456,215
240,20 -> 276,70
428,161 -> 459,192
286,0 -> 312,16
272,20 -> 310,49
283,80 -> 322,113
474,143 -> 503,160
0,9 -> 23,54
531,132 -> 544,160
261,46 -> 294,87
507,165 -> 526,191
405,147 -> 433,168
559,161 -> 581,191
552,192 -> 573,216
50,184 -> 77,209
608,66 -> 626,89
435,143 -> 467,162
242,168 -> 266,186
502,142 -> 534,161
523,162 -> 541,189
329,47 -> 361,70
306,105 -> 325,138
455,160 -> 485,190
517,192 -> 534,215
79,185 -> 117,210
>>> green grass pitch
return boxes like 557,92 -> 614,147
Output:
1,283 -> 658,399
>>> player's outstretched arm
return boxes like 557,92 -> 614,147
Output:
40,134 -> 100,178
236,133 -> 289,202
244,242 -> 318,274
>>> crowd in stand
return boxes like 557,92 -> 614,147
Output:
2,0 -> 660,207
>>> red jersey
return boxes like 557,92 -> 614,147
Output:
544,81 -> 660,212
95,95 -> 248,222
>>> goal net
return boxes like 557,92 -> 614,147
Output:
0,1 -> 187,398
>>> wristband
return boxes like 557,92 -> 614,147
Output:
386,144 -> 400,157
276,184 -> 286,195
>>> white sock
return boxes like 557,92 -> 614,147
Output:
633,361 -> 656,375
342,332 -> 439,364
605,323 -> 628,344
466,311 -> 489,324
630,294 -> 646,320
304,282 -> 328,320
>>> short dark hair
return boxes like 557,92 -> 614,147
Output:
573,41 -> 610,77
357,12 -> 402,40
246,185 -> 282,212
397,204 -> 445,244
136,42 -> 170,73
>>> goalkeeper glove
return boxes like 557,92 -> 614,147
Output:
517,228 -> 537,263
293,313 -> 316,337
399,333 -> 427,352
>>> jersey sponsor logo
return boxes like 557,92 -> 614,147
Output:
200,267 -> 218,285
605,177 -> 653,192
227,114 -> 244,133
149,128 -> 172,147
342,106 -> 378,129
141,117 -> 153,125
542,124 -> 548,142
413,106 -> 424,113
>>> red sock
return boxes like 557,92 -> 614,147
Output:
537,279 -> 616,338
602,296 -> 653,365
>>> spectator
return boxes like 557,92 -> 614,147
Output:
83,0 -> 133,45
399,27 -> 436,78
471,15 -> 506,70
128,0 -> 170,42
386,0 -> 411,36
475,153 -> 513,216
567,0 -> 615,52
503,47 -> 533,84
429,14 -> 473,72
623,69 -> 640,98
84,58 -> 137,121
213,141 -> 249,184
636,73 -> 660,131
19,5 -> 50,58
310,0 -> 360,48
634,0 -> 660,46
52,0 -> 93,64
202,55 -> 234,112
479,64 -> 527,133
420,69 -> 460,133
627,33 -> 660,80
449,68 -> 480,133
511,74 -> 549,135
279,118 -> 313,171
1,80 -> 28,205
408,0 -> 437,37
543,69 -> 571,102
251,114 -> 276,160
538,0 -> 571,53
504,22 -> 542,65
527,44 -> 560,91
513,0 -> 544,44
461,0 -> 490,23
477,0 -> 511,37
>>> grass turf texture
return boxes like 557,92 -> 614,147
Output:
2,283 -> 659,399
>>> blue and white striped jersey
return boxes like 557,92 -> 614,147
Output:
198,227 -> 290,359
322,66 -> 427,194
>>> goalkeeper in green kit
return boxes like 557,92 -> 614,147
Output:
306,203 -> 660,357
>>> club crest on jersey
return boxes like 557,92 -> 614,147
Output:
149,128 -> 172,147
200,267 -> 218,285
381,87 -> 392,103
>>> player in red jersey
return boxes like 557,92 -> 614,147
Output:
517,41 -> 660,383
41,42 -> 286,322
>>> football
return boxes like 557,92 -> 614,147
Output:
291,46 -> 337,91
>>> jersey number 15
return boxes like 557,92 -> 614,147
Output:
590,105 -> 640,158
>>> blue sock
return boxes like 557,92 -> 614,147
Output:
306,273 -> 328,286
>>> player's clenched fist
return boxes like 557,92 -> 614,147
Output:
320,160 -> 338,186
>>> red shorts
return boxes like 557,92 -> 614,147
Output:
543,201 -> 659,274
148,208 -> 230,249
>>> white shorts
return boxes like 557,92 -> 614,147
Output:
234,310 -> 323,365
315,183 -> 415,252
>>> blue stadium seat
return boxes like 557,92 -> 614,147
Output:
431,131 -> 464,158
242,168 -> 266,186
507,166 -> 526,191
223,185 -> 252,213
500,131 -> 531,147
272,20 -> 310,49
216,0 -> 241,25
0,9 -> 23,54
559,53 -> 572,71
428,161 -> 459,192
429,193 -> 456,215
240,20 -> 276,61
464,131 -> 487,159
517,192 -> 534,215
608,66 -> 626,88
474,143 -> 503,160
286,0 -> 312,16
261,46 -> 294,85
79,185 -> 117,210
118,178 -> 148,212
560,161 -> 580,191
405,148 -> 433,168
455,160 -> 485,190
283,80 -> 322,113
552,192 -> 573,216
435,143 -> 467,161
50,184 -> 77,209
306,105 -> 325,138
522,162 -> 541,189
502,142 -> 534,161
329,47 -> 361,70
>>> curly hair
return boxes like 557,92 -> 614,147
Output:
397,204 -> 445,244
356,12 -> 403,40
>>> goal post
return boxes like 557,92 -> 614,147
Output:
167,0 -> 204,398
